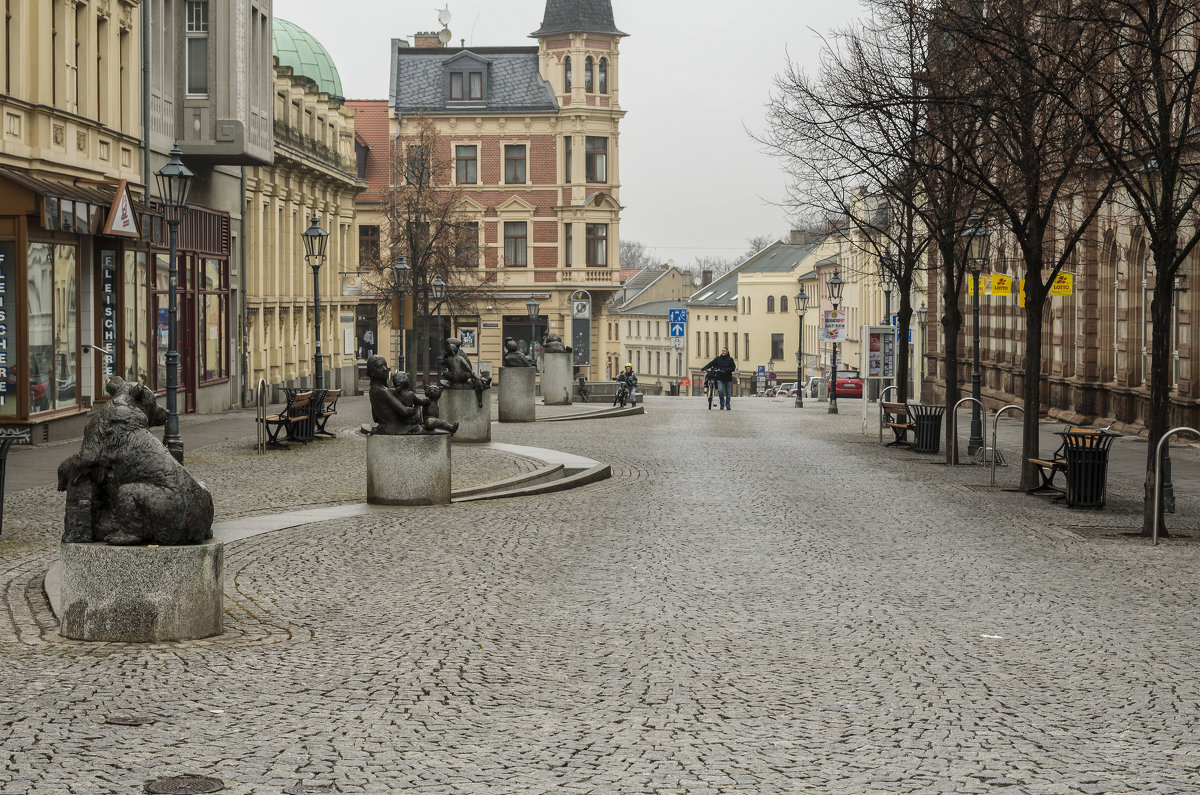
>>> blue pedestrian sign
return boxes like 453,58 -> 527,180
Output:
668,309 -> 688,323
669,322 -> 685,337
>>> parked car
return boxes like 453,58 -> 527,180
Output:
805,376 -> 823,397
776,382 -> 796,398
834,368 -> 864,398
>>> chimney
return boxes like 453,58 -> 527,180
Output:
413,31 -> 443,48
701,269 -> 713,288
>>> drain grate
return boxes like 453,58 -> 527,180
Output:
284,784 -> 336,795
105,715 -> 156,726
144,775 -> 224,794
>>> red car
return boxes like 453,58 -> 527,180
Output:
833,369 -> 863,398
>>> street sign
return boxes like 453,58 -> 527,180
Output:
669,322 -> 685,337
668,309 -> 688,323
823,310 -> 847,342
757,365 -> 766,376
572,300 -> 590,318
670,336 -> 683,350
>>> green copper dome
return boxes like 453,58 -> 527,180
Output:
273,18 -> 344,99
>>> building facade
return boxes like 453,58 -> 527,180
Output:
243,21 -> 364,399
354,0 -> 628,382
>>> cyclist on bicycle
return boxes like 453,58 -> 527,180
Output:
701,347 -> 737,410
614,363 -> 638,407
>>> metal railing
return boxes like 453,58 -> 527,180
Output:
878,385 -> 899,444
950,397 -> 984,465
990,404 -> 1025,485
1153,426 -> 1199,545
255,378 -> 267,454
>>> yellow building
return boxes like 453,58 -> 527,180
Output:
244,22 -> 365,398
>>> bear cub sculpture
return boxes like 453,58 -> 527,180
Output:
57,377 -> 214,546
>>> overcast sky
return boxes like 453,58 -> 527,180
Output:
277,0 -> 865,270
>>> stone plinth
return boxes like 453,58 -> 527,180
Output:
440,388 -> 491,442
367,433 -> 451,505
498,367 -> 536,422
59,540 -> 224,642
541,352 -> 573,405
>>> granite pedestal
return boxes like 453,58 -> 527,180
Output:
59,539 -> 224,642
440,388 -> 491,442
498,367 -> 536,422
366,433 -> 451,505
541,352 -> 573,406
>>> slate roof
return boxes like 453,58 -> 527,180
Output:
345,100 -> 391,203
688,241 -> 822,307
616,299 -> 686,316
390,46 -> 558,114
531,0 -> 628,38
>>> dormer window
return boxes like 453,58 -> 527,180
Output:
450,71 -> 483,101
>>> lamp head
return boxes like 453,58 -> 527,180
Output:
393,256 -> 411,290
154,141 -> 194,212
302,215 -> 329,262
526,295 -> 540,320
826,268 -> 844,303
431,273 -> 447,302
795,286 -> 810,313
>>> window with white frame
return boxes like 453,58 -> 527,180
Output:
185,0 -> 209,96
504,144 -> 526,184
455,145 -> 477,184
504,221 -> 527,266
585,137 -> 607,182
586,223 -> 607,265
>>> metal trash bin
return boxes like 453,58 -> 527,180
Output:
669,383 -> 679,396
0,430 -> 29,536
907,403 -> 945,454
1059,430 -> 1117,508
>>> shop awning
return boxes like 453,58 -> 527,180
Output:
0,167 -> 152,238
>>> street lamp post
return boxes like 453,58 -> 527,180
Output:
827,268 -> 844,415
794,285 -> 809,408
154,142 -> 194,464
962,216 -> 989,456
878,252 -> 896,326
393,255 -> 411,371
526,295 -> 540,366
767,358 -> 774,391
916,300 -> 928,391
431,274 -> 447,377
302,215 -> 330,390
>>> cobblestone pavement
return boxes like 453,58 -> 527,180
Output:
3,395 -> 1200,793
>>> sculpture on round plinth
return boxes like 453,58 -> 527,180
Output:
367,355 -> 457,435
542,332 -> 571,353
502,337 -> 534,368
440,337 -> 492,408
57,377 -> 214,546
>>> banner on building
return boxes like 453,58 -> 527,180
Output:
1050,273 -> 1074,296
991,274 -> 1012,296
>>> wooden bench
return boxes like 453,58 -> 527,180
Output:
258,390 -> 313,448
1027,426 -> 1090,495
314,388 -> 342,438
881,400 -> 913,446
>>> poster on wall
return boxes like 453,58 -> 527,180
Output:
458,327 -> 477,353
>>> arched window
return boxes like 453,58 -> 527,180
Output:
779,294 -> 788,313
564,56 -> 572,91
767,295 -> 776,313
584,56 -> 594,92
598,58 -> 608,93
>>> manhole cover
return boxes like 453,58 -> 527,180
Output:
105,715 -> 156,726
144,775 -> 224,794
284,784 -> 336,794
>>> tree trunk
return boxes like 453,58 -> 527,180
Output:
896,278 -> 913,403
1018,299 -> 1046,492
1141,270 -> 1175,536
940,244 -> 964,465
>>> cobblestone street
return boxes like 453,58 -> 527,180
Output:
2,395 -> 1200,793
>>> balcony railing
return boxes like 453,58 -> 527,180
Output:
273,120 -> 356,174
474,267 -> 619,289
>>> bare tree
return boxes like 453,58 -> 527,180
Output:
932,0 -> 1117,485
371,113 -> 489,386
1069,0 -> 1200,534
619,239 -> 657,272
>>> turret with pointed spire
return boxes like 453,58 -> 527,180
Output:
531,0 -> 628,38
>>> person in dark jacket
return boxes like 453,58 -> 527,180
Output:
701,347 -> 737,410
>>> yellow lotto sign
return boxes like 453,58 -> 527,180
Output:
1050,273 -> 1074,296
966,273 -> 986,296
1019,279 -> 1026,308
991,274 -> 1012,296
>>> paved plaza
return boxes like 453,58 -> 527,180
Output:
2,394 -> 1199,794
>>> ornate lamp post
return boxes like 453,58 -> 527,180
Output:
826,268 -> 844,415
767,358 -> 774,391
794,285 -> 809,408
962,216 -> 989,455
154,142 -> 193,463
393,255 -> 411,370
431,273 -> 447,373
526,295 -> 540,365
302,215 -> 330,390
878,251 -> 896,326
916,300 -> 928,388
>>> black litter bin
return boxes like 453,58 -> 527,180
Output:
907,403 -> 945,454
669,383 -> 679,396
1059,430 -> 1117,508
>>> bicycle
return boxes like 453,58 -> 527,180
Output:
613,381 -> 631,407
704,372 -> 717,410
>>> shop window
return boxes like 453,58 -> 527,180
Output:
200,257 -> 228,382
26,242 -> 78,413
0,241 -> 15,417
123,250 -> 151,385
